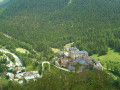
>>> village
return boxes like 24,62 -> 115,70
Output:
0,49 -> 40,84
52,47 -> 103,72
0,47 -> 104,83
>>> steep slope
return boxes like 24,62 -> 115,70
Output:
1,0 -> 69,17
0,0 -> 120,56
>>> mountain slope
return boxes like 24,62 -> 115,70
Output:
0,0 -> 120,56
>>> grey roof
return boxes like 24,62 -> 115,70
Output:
83,56 -> 90,58
58,51 -> 64,54
68,66 -> 75,70
69,47 -> 78,51
91,59 -> 100,63
71,51 -> 88,54
74,57 -> 88,64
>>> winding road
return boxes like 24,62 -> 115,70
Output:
0,48 -> 22,66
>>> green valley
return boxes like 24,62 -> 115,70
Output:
0,0 -> 120,89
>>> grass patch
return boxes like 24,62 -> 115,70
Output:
26,65 -> 40,72
26,65 -> 34,72
91,48 -> 120,63
64,42 -> 74,49
16,48 -> 29,54
0,56 -> 3,57
51,48 -> 60,53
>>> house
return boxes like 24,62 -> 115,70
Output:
66,47 -> 79,52
3,72 -> 8,76
93,60 -> 103,70
14,79 -> 19,82
68,57 -> 89,71
6,61 -> 15,68
68,66 -> 75,71
64,52 -> 69,57
15,73 -> 24,79
23,71 -> 40,80
65,47 -> 79,57
52,57 -> 59,63
13,67 -> 26,73
6,72 -> 14,80
15,71 -> 40,80
73,57 -> 88,65
61,59 -> 68,67
83,56 -> 93,64
70,51 -> 88,60
58,51 -> 64,57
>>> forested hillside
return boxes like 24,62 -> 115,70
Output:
0,0 -> 120,57
1,68 -> 118,90
0,32 -> 44,68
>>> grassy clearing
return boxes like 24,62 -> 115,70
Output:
26,65 -> 34,71
26,65 -> 40,72
91,48 -> 120,80
64,42 -> 74,49
0,56 -> 3,59
91,48 -> 120,63
16,48 -> 29,54
51,42 -> 74,53
51,48 -> 60,53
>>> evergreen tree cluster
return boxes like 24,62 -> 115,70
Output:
0,0 -> 120,57
1,70 -> 117,90
106,60 -> 120,77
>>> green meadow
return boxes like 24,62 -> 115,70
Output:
91,48 -> 120,63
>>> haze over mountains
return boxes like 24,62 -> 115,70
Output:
0,0 -> 120,56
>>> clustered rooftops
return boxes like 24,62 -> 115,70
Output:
71,51 -> 88,54
74,57 -> 88,64
55,47 -> 104,71
68,66 -> 75,70
69,47 -> 78,51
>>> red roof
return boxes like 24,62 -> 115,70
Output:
3,72 -> 8,76
61,59 -> 67,64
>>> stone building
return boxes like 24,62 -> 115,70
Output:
64,47 -> 79,57
70,51 -> 88,60
61,59 -> 68,67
